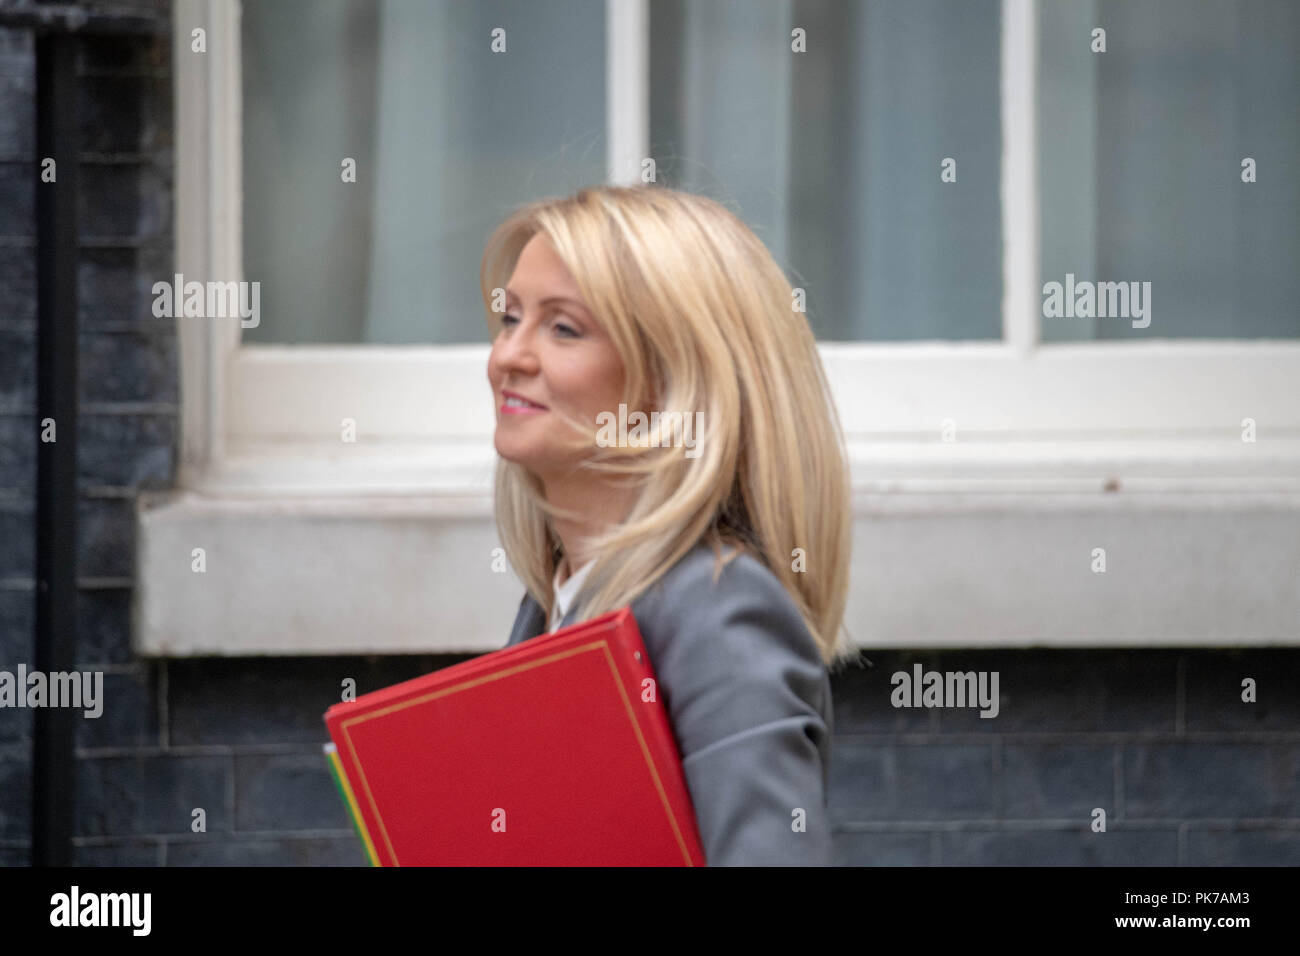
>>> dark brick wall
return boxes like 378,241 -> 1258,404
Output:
832,649 -> 1300,865
0,9 -> 1296,867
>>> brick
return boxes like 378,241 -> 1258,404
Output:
166,835 -> 367,867
76,754 -> 229,837
0,72 -> 34,158
78,496 -> 134,578
0,27 -> 33,77
0,327 -> 35,407
0,415 -> 35,490
0,243 -> 36,323
77,586 -> 133,665
79,245 -> 173,326
0,585 -> 33,667
0,161 -> 33,237
831,830 -> 932,866
1000,743 -> 1115,819
77,162 -> 171,240
79,414 -> 175,488
1185,828 -> 1300,866
234,751 -> 351,832
0,668 -> 32,743
169,658 -> 342,747
1184,649 -> 1300,732
0,753 -> 31,841
75,663 -> 160,749
77,34 -> 167,76
830,651 -> 937,734
829,742 -> 995,820
168,655 -> 468,746
0,504 -> 33,578
0,846 -> 30,865
79,330 -> 178,404
84,0 -> 170,19
937,650 -> 1178,733
1124,743 -> 1300,819
74,840 -> 162,865
939,827 -> 1179,866
78,74 -> 170,154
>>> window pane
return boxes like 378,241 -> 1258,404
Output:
241,0 -> 606,344
649,0 -> 1003,341
1039,0 -> 1300,341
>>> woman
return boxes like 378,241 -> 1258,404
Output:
483,184 -> 855,866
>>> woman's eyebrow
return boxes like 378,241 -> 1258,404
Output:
505,289 -> 591,315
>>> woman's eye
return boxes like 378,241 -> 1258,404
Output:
498,312 -> 579,337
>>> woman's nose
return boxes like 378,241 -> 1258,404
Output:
492,321 -> 540,373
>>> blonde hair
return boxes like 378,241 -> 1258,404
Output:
482,184 -> 855,670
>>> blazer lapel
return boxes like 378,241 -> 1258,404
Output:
506,593 -> 547,647
505,572 -> 592,646
558,605 -> 578,631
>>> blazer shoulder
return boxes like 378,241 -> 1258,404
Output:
636,542 -> 821,662
631,542 -> 830,747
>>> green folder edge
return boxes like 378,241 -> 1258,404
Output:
324,742 -> 380,867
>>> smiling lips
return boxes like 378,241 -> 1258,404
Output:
501,391 -> 548,414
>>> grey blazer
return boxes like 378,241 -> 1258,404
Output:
505,541 -> 834,866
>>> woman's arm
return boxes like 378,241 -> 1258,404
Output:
634,548 -> 835,866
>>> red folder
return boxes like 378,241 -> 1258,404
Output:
322,606 -> 707,866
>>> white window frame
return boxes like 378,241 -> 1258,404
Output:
139,0 -> 1300,657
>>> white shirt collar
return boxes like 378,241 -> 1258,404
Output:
550,557 -> 596,631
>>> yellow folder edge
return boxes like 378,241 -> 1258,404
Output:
324,742 -> 380,867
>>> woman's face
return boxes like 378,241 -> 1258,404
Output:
487,233 -> 626,482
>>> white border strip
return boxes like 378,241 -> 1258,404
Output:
226,341 -> 1300,440
174,0 -> 244,478
1001,0 -> 1040,355
606,0 -> 649,184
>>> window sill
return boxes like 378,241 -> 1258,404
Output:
133,439 -> 1300,655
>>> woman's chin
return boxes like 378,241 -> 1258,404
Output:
494,438 -> 537,470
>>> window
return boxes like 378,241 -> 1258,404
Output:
214,0 -> 1300,478
241,0 -> 607,345
1039,0 -> 1300,342
145,0 -> 1300,655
